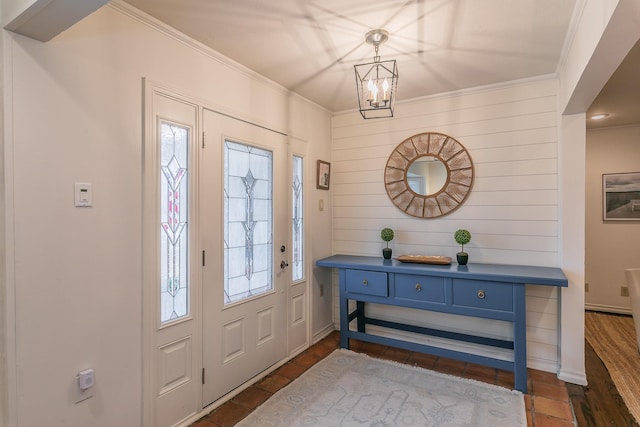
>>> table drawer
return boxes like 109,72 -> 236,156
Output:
452,279 -> 514,312
395,274 -> 445,303
345,269 -> 388,296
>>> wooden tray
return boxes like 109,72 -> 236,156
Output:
396,255 -> 452,265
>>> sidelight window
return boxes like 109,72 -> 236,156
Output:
160,121 -> 190,323
292,155 -> 304,281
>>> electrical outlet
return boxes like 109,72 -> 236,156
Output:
585,282 -> 589,292
621,286 -> 629,297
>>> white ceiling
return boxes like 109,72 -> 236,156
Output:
121,0 -> 639,126
586,38 -> 640,129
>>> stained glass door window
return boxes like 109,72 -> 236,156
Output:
292,155 -> 304,281
160,121 -> 189,323
224,140 -> 273,304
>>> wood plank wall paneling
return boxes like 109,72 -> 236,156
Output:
330,79 -> 562,372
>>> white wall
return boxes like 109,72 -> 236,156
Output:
3,3 -> 332,426
330,78 -> 565,372
555,0 -> 640,386
557,113 -> 587,385
586,125 -> 640,312
558,0 -> 619,113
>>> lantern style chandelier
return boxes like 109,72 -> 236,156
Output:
354,29 -> 399,119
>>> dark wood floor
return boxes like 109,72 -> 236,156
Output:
568,340 -> 639,427
193,333 -> 638,427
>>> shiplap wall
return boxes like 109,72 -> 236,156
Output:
330,78 -> 562,372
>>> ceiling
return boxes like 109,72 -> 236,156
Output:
122,0 -> 639,126
586,38 -> 640,129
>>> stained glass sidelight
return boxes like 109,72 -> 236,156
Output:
160,121 -> 189,324
292,156 -> 304,281
224,140 -> 273,304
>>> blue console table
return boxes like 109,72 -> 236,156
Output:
316,255 -> 568,392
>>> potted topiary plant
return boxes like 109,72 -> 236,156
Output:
454,229 -> 471,265
380,228 -> 395,259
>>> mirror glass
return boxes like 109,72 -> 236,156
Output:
407,156 -> 447,195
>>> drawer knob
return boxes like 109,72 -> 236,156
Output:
415,284 -> 422,292
362,279 -> 368,286
477,290 -> 486,299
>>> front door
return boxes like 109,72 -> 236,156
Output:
201,109 -> 288,405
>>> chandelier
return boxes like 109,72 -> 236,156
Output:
354,29 -> 399,119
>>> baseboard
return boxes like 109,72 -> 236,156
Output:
335,323 -> 574,383
558,368 -> 588,386
312,324 -> 336,344
585,303 -> 632,315
526,358 -> 560,376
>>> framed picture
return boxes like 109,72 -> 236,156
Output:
316,160 -> 331,190
603,172 -> 640,221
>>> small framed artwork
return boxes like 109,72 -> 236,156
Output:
603,172 -> 640,221
317,160 -> 331,190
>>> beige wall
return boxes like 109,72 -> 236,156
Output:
0,5 -> 6,427
586,125 -> 640,312
2,0 -> 108,41
2,0 -> 37,24
3,3 -> 332,426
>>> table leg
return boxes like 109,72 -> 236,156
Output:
356,301 -> 366,333
339,269 -> 350,349
514,285 -> 528,392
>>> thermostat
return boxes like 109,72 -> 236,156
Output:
74,182 -> 93,207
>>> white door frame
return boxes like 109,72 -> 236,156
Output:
142,81 -> 311,425
286,136 -> 311,356
142,80 -> 202,427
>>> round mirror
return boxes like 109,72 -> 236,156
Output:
407,156 -> 447,196
384,132 -> 474,218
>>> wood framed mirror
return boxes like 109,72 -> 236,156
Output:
384,132 -> 474,218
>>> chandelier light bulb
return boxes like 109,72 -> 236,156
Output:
354,28 -> 398,118
383,78 -> 389,101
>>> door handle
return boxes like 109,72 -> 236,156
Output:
280,260 -> 289,269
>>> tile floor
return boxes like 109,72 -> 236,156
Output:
191,331 -> 576,427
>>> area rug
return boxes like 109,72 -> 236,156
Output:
585,311 -> 640,424
237,349 -> 526,426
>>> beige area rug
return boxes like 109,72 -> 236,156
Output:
237,349 -> 526,427
585,311 -> 640,423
